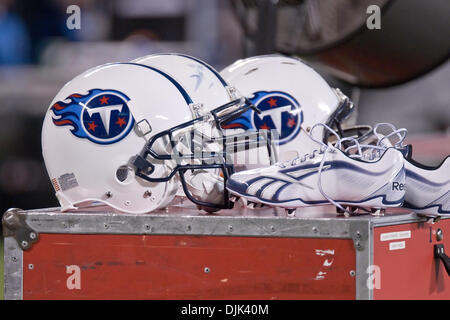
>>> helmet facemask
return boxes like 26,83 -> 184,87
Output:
133,97 -> 277,211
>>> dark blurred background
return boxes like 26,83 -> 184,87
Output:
0,0 -> 449,218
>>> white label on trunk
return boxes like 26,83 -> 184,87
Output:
380,230 -> 411,242
389,241 -> 406,251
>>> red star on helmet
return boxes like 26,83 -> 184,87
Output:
287,118 -> 296,128
267,98 -> 277,107
116,117 -> 126,128
87,121 -> 98,132
259,123 -> 270,130
99,96 -> 109,105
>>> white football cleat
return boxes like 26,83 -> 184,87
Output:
403,156 -> 450,216
359,123 -> 450,217
226,124 -> 406,214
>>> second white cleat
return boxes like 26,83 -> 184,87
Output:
360,122 -> 450,217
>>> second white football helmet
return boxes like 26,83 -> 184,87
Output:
220,54 -> 366,163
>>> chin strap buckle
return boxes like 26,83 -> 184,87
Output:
132,155 -> 154,175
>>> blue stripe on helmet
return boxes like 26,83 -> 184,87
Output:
122,62 -> 193,105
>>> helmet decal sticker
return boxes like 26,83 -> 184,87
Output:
159,53 -> 229,86
221,91 -> 303,145
51,89 -> 134,145
188,63 -> 206,91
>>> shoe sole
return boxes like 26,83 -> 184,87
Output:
403,205 -> 449,217
228,188 -> 403,210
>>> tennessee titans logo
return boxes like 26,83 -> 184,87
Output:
221,91 -> 303,145
51,89 -> 134,145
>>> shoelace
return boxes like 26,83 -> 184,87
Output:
334,122 -> 407,214
374,122 -> 407,147
345,122 -> 408,161
310,124 -> 366,214
277,125 -> 339,168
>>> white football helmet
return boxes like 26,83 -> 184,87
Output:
220,54 -> 368,163
42,62 -> 265,213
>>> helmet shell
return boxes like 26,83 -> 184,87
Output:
220,54 -> 343,162
42,63 -> 194,213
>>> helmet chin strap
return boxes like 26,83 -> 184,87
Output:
334,119 -> 345,138
334,119 -> 352,150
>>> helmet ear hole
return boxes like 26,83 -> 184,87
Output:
116,165 -> 134,184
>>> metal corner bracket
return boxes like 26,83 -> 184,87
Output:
2,208 -> 39,250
